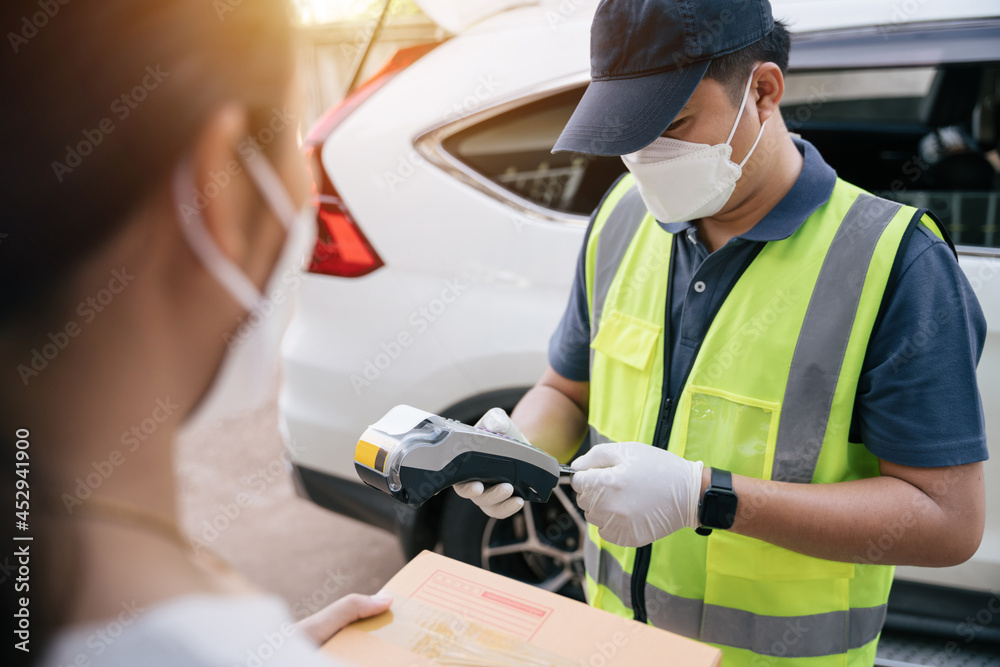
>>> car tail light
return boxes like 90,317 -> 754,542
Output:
303,43 -> 441,278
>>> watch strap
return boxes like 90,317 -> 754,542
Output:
711,467 -> 732,491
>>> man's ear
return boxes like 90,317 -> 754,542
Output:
187,105 -> 255,268
753,62 -> 785,124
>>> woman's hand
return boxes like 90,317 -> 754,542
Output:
296,592 -> 393,645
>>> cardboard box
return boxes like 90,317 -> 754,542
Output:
322,550 -> 721,666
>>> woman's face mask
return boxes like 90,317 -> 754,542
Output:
172,152 -> 316,433
621,68 -> 767,224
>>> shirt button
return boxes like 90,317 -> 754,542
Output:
693,281 -> 707,293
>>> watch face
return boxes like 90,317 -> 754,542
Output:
701,489 -> 738,529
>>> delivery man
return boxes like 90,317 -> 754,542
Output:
454,0 -> 989,664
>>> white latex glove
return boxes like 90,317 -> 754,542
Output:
570,442 -> 704,547
452,408 -> 527,519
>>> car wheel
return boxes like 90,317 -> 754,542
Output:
440,477 -> 588,601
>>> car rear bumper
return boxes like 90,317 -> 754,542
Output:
291,463 -> 414,535
291,462 -> 443,559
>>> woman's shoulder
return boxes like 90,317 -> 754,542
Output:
39,593 -> 336,667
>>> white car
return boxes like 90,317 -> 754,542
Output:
280,0 -> 1000,645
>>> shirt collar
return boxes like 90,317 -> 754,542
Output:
656,138 -> 837,242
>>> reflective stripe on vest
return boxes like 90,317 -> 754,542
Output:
589,425 -> 612,446
584,532 -> 887,657
774,194 -> 901,482
582,176 -> 920,666
589,186 -> 650,373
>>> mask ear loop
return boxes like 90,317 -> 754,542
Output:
172,152 -> 300,312
738,120 -> 768,169
241,153 -> 297,231
172,161 -> 262,311
726,66 -> 767,168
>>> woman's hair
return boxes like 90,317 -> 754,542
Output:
0,0 -> 296,325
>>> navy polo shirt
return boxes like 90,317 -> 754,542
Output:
549,138 -> 989,468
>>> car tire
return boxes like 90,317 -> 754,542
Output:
439,479 -> 588,601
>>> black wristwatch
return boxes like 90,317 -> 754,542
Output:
696,468 -> 738,536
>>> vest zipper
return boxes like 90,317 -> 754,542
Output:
631,238 -> 678,624
628,238 -> 764,626
631,393 -> 675,624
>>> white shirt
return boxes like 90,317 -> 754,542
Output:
40,594 -> 341,667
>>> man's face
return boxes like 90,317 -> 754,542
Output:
652,73 -> 770,210
659,76 -> 749,149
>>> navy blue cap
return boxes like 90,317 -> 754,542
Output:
554,0 -> 775,156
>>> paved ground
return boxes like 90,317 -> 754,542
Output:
175,399 -> 405,620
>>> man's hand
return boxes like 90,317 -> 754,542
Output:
452,408 -> 527,519
570,442 -> 704,547
296,593 -> 392,644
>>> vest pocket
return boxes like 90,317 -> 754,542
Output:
590,310 -> 662,442
676,385 -> 779,480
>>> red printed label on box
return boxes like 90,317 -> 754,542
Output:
412,570 -> 553,640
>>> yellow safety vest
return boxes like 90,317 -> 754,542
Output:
582,174 -> 943,666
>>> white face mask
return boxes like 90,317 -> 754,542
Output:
172,154 -> 317,434
621,69 -> 767,224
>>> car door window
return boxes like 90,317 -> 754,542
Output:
784,65 -> 1000,249
439,63 -> 999,245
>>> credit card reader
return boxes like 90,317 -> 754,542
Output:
354,405 -> 569,507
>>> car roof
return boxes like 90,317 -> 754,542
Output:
416,0 -> 999,35
772,0 -> 999,33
